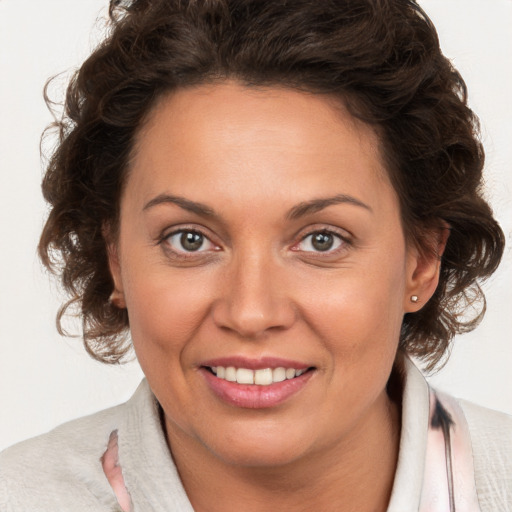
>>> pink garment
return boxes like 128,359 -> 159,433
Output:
101,430 -> 133,512
420,390 -> 481,511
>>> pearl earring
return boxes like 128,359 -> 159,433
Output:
410,295 -> 419,303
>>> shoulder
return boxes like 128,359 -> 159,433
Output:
0,401 -> 126,511
458,399 -> 512,510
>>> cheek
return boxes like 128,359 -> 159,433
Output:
123,266 -> 215,360
298,254 -> 406,359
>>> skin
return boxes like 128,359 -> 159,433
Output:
108,81 -> 444,511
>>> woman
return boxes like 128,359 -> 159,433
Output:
1,0 -> 510,511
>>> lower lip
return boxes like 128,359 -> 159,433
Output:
200,368 -> 314,409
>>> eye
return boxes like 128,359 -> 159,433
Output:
165,230 -> 216,253
296,231 -> 345,253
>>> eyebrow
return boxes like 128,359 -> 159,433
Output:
143,192 -> 372,219
286,194 -> 372,220
143,194 -> 215,217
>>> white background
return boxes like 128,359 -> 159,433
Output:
0,0 -> 511,452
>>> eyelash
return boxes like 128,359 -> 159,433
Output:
159,226 -> 352,260
291,229 -> 351,256
159,227 -> 219,260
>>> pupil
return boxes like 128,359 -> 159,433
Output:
312,232 -> 333,251
181,232 -> 203,251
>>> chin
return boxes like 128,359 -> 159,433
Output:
196,420 -> 316,468
212,439 -> 308,469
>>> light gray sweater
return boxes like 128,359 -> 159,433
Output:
1,358 -> 511,511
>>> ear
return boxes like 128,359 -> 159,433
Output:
404,223 -> 450,312
103,223 -> 127,310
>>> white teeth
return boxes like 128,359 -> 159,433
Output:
272,367 -> 286,383
225,366 -> 237,382
236,368 -> 254,385
285,368 -> 296,380
210,365 -> 308,385
254,368 -> 273,386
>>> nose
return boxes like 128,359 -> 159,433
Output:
212,249 -> 296,339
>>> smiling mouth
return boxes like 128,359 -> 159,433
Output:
206,366 -> 312,386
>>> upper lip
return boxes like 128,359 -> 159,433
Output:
200,356 -> 312,370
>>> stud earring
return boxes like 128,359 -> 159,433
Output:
410,295 -> 419,303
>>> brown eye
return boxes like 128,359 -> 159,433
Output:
296,231 -> 344,253
180,231 -> 204,251
312,232 -> 334,251
165,230 -> 215,253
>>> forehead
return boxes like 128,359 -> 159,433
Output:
127,81 -> 395,215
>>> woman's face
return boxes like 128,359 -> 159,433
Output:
110,81 -> 433,467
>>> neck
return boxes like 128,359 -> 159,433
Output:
165,390 -> 401,512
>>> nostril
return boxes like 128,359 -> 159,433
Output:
211,298 -> 296,338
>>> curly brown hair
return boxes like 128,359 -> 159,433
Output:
39,0 -> 505,369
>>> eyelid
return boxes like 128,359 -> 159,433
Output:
159,225 -> 221,257
290,226 -> 353,254
157,224 -> 353,259
159,223 -> 215,243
